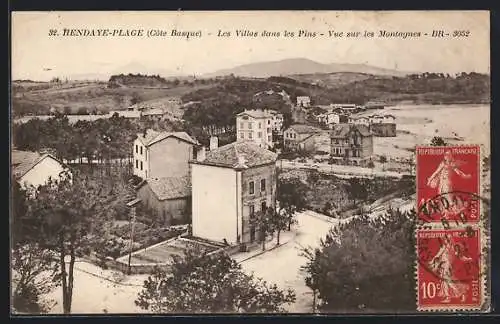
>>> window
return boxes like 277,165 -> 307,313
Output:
335,139 -> 339,144
268,120 -> 271,125
135,159 -> 138,168
240,122 -> 244,129
261,201 -> 267,212
145,170 -> 148,178
240,132 -> 244,139
260,179 -> 266,192
258,132 -> 262,138
249,204 -> 255,218
249,181 -> 255,195
267,128 -> 271,133
294,134 -> 297,139
145,150 -> 147,161
248,122 -> 253,129
140,146 -> 143,155
249,132 -> 253,139
268,136 -> 271,141
135,145 -> 138,153
140,161 -> 143,170
258,122 -> 262,129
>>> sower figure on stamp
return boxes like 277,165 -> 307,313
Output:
426,151 -> 471,218
429,234 -> 472,303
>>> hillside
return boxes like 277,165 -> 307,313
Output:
204,58 -> 408,78
11,77 -> 217,117
11,72 -> 489,119
289,72 -> 379,88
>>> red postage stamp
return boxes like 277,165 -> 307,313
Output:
416,145 -> 480,224
417,228 -> 482,310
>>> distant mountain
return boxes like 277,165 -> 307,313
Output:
204,58 -> 409,78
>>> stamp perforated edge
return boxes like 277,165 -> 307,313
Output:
414,144 -> 491,312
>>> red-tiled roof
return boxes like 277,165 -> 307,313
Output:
286,124 -> 322,134
199,141 -> 277,168
237,110 -> 273,119
137,130 -> 199,147
146,176 -> 191,201
330,124 -> 371,138
11,150 -> 63,180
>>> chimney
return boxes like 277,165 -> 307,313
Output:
197,146 -> 206,162
209,136 -> 218,151
235,155 -> 247,169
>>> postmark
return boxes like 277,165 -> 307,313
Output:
416,145 -> 480,224
417,228 -> 482,310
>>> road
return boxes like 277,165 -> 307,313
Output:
239,211 -> 346,313
279,160 -> 410,179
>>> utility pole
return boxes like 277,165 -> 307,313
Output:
126,198 -> 141,275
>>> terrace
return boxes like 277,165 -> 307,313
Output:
113,236 -> 225,274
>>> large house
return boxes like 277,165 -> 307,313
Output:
369,114 -> 396,137
12,150 -> 69,189
330,124 -> 374,166
297,96 -> 311,108
348,116 -> 370,127
283,124 -> 322,152
133,130 -> 200,180
136,176 -> 191,225
190,141 -> 278,245
236,110 -> 274,149
317,112 -> 348,128
268,110 -> 284,133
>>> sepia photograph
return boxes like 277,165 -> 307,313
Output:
10,10 -> 491,315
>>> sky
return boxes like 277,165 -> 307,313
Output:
11,11 -> 490,81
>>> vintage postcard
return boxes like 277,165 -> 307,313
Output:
10,11 -> 491,314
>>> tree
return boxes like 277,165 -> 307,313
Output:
251,207 -> 275,251
269,207 -> 291,246
11,244 -> 59,314
379,155 -> 387,170
11,181 -> 59,314
135,249 -> 296,313
301,209 -> 416,312
345,177 -> 368,205
18,171 -> 115,314
430,136 -> 446,146
277,178 -> 308,231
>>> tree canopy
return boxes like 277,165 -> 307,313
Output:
135,249 -> 296,313
302,208 -> 416,312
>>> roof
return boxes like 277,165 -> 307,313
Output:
145,176 -> 191,201
137,129 -> 199,147
197,141 -> 277,169
237,110 -> 273,119
330,124 -> 372,138
11,150 -> 61,180
298,133 -> 317,143
286,124 -> 322,134
142,108 -> 165,116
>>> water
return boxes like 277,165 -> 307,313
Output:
368,104 -> 490,159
